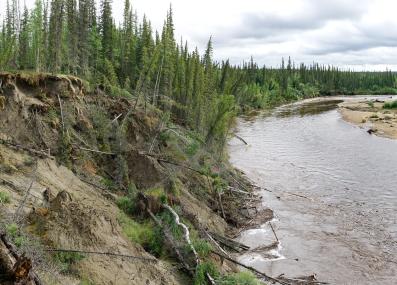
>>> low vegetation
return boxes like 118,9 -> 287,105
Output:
0,191 -> 11,204
383,100 -> 397,109
118,212 -> 164,257
53,252 -> 85,274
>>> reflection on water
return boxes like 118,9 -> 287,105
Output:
229,97 -> 397,285
276,99 -> 344,117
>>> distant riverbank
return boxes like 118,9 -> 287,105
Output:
339,96 -> 397,140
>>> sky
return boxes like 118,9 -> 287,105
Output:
2,0 -> 397,70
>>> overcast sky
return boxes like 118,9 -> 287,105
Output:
2,0 -> 397,70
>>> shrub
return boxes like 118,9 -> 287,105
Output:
0,191 -> 11,204
5,223 -> 26,248
192,239 -> 212,258
194,262 -> 220,285
146,187 -> 167,204
367,101 -> 374,108
383,100 -> 397,109
116,196 -> 136,215
118,213 -> 164,256
54,252 -> 85,274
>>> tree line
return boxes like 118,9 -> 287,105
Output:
1,0 -> 396,150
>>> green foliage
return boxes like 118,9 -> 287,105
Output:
5,223 -> 26,248
367,101 -> 374,108
118,212 -> 164,256
0,191 -> 11,204
6,223 -> 19,238
192,239 -> 212,258
146,187 -> 167,204
159,209 -> 183,239
194,262 -> 220,285
383,100 -> 397,109
116,196 -> 135,215
53,251 -> 85,274
216,271 -> 261,285
213,175 -> 227,193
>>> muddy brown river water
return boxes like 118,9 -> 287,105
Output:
228,97 -> 397,285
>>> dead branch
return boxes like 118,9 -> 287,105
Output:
203,230 -> 231,258
163,205 -> 200,266
146,208 -> 193,273
217,192 -> 226,219
14,161 -> 38,222
56,94 -> 65,135
0,138 -> 54,159
75,146 -> 115,156
44,248 -> 157,262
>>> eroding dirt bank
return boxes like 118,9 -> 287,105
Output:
0,72 -> 266,284
339,98 -> 397,139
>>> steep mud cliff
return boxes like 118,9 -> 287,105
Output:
0,72 -> 261,285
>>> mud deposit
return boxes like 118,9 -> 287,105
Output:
229,97 -> 397,285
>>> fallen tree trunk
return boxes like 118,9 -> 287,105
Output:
0,232 -> 42,285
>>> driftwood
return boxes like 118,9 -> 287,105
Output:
210,249 -> 289,285
0,232 -> 42,285
209,232 -> 250,252
203,230 -> 231,258
234,135 -> 248,145
269,222 -> 279,243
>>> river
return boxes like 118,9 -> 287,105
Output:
228,97 -> 397,285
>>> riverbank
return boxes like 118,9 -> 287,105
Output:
338,98 -> 397,139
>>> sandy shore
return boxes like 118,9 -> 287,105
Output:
338,98 -> 397,140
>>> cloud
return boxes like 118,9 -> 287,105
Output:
1,0 -> 397,70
